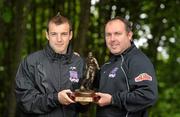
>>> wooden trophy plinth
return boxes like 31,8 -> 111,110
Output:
68,89 -> 100,105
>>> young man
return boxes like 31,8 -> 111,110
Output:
15,13 -> 86,117
95,16 -> 158,117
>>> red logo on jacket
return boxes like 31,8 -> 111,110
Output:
135,73 -> 152,82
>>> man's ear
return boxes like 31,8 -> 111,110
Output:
128,31 -> 133,41
69,31 -> 73,40
46,31 -> 49,40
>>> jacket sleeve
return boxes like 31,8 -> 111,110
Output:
15,59 -> 60,114
112,54 -> 158,112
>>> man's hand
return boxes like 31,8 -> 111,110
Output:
58,89 -> 75,105
95,92 -> 112,107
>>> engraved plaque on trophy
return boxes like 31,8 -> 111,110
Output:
68,52 -> 100,104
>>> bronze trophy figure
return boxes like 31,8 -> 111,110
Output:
69,52 -> 100,104
80,52 -> 100,91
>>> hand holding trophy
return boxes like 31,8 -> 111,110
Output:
68,52 -> 100,105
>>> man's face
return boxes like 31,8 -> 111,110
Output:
46,22 -> 72,54
105,20 -> 133,55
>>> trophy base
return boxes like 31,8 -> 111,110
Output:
68,89 -> 100,104
74,89 -> 95,102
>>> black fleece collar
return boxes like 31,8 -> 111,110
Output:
110,41 -> 136,61
44,42 -> 73,63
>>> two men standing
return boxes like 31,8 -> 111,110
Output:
15,14 -> 158,117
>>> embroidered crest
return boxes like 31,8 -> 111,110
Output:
69,67 -> 79,82
135,73 -> 152,82
108,67 -> 119,78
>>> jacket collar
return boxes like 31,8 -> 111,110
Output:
110,41 -> 136,61
44,42 -> 73,63
122,41 -> 136,55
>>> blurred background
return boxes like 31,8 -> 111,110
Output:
0,0 -> 180,117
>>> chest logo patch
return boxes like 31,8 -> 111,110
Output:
135,73 -> 152,82
69,67 -> 79,82
108,67 -> 119,78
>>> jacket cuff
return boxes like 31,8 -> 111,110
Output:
111,96 -> 115,105
53,93 -> 60,105
111,93 -> 123,108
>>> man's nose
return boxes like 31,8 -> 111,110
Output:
110,34 -> 116,41
57,34 -> 62,41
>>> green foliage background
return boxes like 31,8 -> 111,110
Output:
0,0 -> 179,117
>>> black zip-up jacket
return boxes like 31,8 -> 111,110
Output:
96,43 -> 158,117
15,44 -> 86,117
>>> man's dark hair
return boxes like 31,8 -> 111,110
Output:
47,12 -> 72,32
105,16 -> 132,32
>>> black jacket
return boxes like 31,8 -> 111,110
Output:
96,43 -> 158,117
15,44 -> 86,117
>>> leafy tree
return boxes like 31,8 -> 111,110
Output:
0,0 -> 179,117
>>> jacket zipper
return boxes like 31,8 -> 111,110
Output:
120,55 -> 130,117
59,60 -> 66,117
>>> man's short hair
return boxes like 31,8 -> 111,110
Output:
105,16 -> 132,32
47,13 -> 72,32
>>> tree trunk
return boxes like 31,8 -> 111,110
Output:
97,0 -> 112,64
1,0 -> 28,116
32,0 -> 37,50
73,0 -> 91,56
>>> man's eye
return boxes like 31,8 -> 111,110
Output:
114,32 -> 121,36
62,33 -> 68,36
50,33 -> 57,36
105,33 -> 111,37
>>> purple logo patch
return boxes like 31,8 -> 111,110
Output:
108,67 -> 118,78
69,67 -> 79,82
